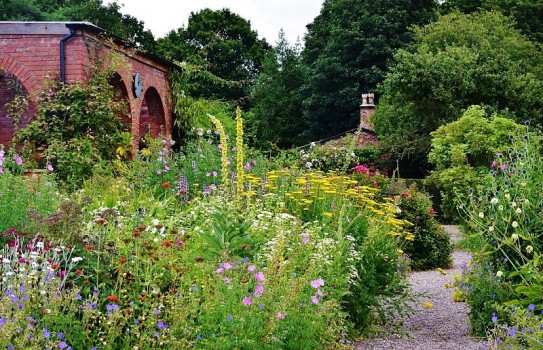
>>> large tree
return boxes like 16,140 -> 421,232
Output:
440,0 -> 543,43
249,30 -> 307,149
300,0 -> 437,142
373,11 -> 543,176
156,8 -> 271,106
2,0 -> 156,49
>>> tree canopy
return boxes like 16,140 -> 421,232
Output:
373,11 -> 543,176
300,0 -> 437,142
1,0 -> 156,49
156,8 -> 271,107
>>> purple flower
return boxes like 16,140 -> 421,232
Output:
247,265 -> 256,272
14,154 -> 23,166
223,262 -> 232,270
222,277 -> 231,284
157,320 -> 168,330
254,283 -> 264,297
501,164 -> 508,170
155,308 -> 161,315
242,296 -> 253,306
258,304 -> 265,310
47,163 -> 54,172
43,327 -> 51,339
300,232 -> 309,244
491,313 -> 498,323
276,312 -> 285,319
244,162 -> 252,171
254,271 -> 265,282
311,295 -> 320,304
196,334 -> 202,341
226,315 -> 233,321
215,267 -> 224,274
529,304 -> 535,311
508,328 -> 516,337
310,278 -> 325,289
56,332 -> 64,339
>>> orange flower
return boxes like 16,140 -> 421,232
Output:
162,241 -> 172,247
162,182 -> 171,188
106,295 -> 119,303
137,294 -> 147,301
50,263 -> 59,270
74,269 -> 84,275
119,257 -> 127,264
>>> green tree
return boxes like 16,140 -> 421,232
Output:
156,8 -> 271,106
2,0 -> 155,50
249,30 -> 307,149
300,0 -> 437,142
373,11 -> 543,176
440,0 -> 543,43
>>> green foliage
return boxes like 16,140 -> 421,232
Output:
395,186 -> 452,270
440,0 -> 543,43
374,11 -> 543,174
156,8 -> 271,106
249,30 -> 307,148
426,106 -> 526,221
14,71 -> 131,188
301,0 -> 437,141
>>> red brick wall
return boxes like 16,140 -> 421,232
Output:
0,23 -> 173,149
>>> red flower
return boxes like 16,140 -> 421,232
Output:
74,269 -> 84,275
50,263 -> 60,270
429,209 -> 436,216
162,241 -> 172,247
119,257 -> 127,264
401,192 -> 409,198
138,294 -> 147,301
106,295 -> 119,303
162,182 -> 171,188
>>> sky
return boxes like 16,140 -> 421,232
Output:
108,0 -> 324,45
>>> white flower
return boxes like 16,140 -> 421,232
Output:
71,257 -> 83,263
498,205 -> 504,211
489,226 -> 494,232
511,202 -> 517,208
512,221 -> 519,229
36,242 -> 44,248
504,193 -> 511,199
516,208 -> 522,214
526,245 -> 534,254
511,233 -> 519,240
305,161 -> 313,169
490,197 -> 499,204
521,181 -> 526,187
478,212 -> 485,219
496,271 -> 503,278
152,218 -> 160,226
2,258 -> 10,264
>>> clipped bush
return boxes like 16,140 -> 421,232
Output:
395,185 -> 452,270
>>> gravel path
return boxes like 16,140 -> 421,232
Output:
354,226 -> 485,350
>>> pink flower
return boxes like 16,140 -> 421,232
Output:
311,295 -> 320,304
254,283 -> 264,297
254,271 -> 265,282
242,296 -> 252,306
300,232 -> 309,245
491,161 -> 497,168
215,268 -> 224,274
222,277 -> 231,284
310,278 -> 325,289
317,289 -> 323,297
352,165 -> 368,174
46,164 -> 53,172
247,265 -> 256,272
14,154 -> 22,166
276,312 -> 285,319
223,262 -> 232,270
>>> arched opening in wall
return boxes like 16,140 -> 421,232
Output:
139,87 -> 165,148
108,72 -> 131,126
0,68 -> 35,147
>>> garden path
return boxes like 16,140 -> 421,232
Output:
354,225 -> 485,350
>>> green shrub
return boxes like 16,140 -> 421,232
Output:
395,185 -> 453,270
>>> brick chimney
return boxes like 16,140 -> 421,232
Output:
360,93 -> 375,130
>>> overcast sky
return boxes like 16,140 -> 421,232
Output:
109,0 -> 324,45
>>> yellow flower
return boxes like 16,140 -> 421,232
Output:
437,268 -> 447,275
322,212 -> 333,218
526,245 -> 533,253
396,249 -> 404,254
423,301 -> 433,309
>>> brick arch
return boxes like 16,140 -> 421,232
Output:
0,54 -> 40,96
108,71 -> 131,126
139,86 -> 166,141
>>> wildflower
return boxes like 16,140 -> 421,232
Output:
222,277 -> 231,284
254,283 -> 263,297
242,296 -> 253,306
196,334 -> 202,341
300,232 -> 309,244
496,271 -> 503,278
58,341 -> 68,349
47,163 -> 53,172
352,165 -> 369,174
162,182 -> 170,188
254,271 -> 265,282
528,304 -> 535,311
490,197 -> 498,204
492,313 -> 498,323
437,268 -> 447,275
215,267 -> 224,274
478,212 -> 484,219
511,233 -> 519,240
423,301 -> 433,309
512,222 -> 519,229
56,332 -> 64,339
258,304 -> 265,310
155,308 -> 161,315
226,315 -> 233,321
498,205 -> 504,211
515,208 -> 522,214
71,257 -> 83,263
488,226 -> 494,232
276,312 -> 286,319
223,262 -> 233,270
311,295 -> 319,304
14,154 -> 22,166
310,278 -> 325,289
157,320 -> 168,330
526,245 -> 534,253
429,208 -> 436,215
43,328 -> 51,339
106,295 -> 119,303
508,328 -> 516,337
401,192 -> 409,198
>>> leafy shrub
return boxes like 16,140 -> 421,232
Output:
426,106 -> 526,221
395,185 -> 452,270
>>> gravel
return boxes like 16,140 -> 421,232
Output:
354,226 -> 485,350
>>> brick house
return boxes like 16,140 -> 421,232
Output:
0,22 -> 175,150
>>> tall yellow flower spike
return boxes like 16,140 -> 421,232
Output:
235,107 -> 244,199
207,114 -> 229,189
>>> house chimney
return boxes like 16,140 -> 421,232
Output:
360,93 -> 375,130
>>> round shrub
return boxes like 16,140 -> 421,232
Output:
396,185 -> 452,270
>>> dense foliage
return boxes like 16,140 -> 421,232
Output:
373,11 -> 543,176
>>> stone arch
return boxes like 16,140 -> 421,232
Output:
139,86 -> 166,141
0,57 -> 38,146
108,71 -> 131,126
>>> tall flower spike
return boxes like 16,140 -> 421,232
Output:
208,114 -> 229,189
235,107 -> 244,200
